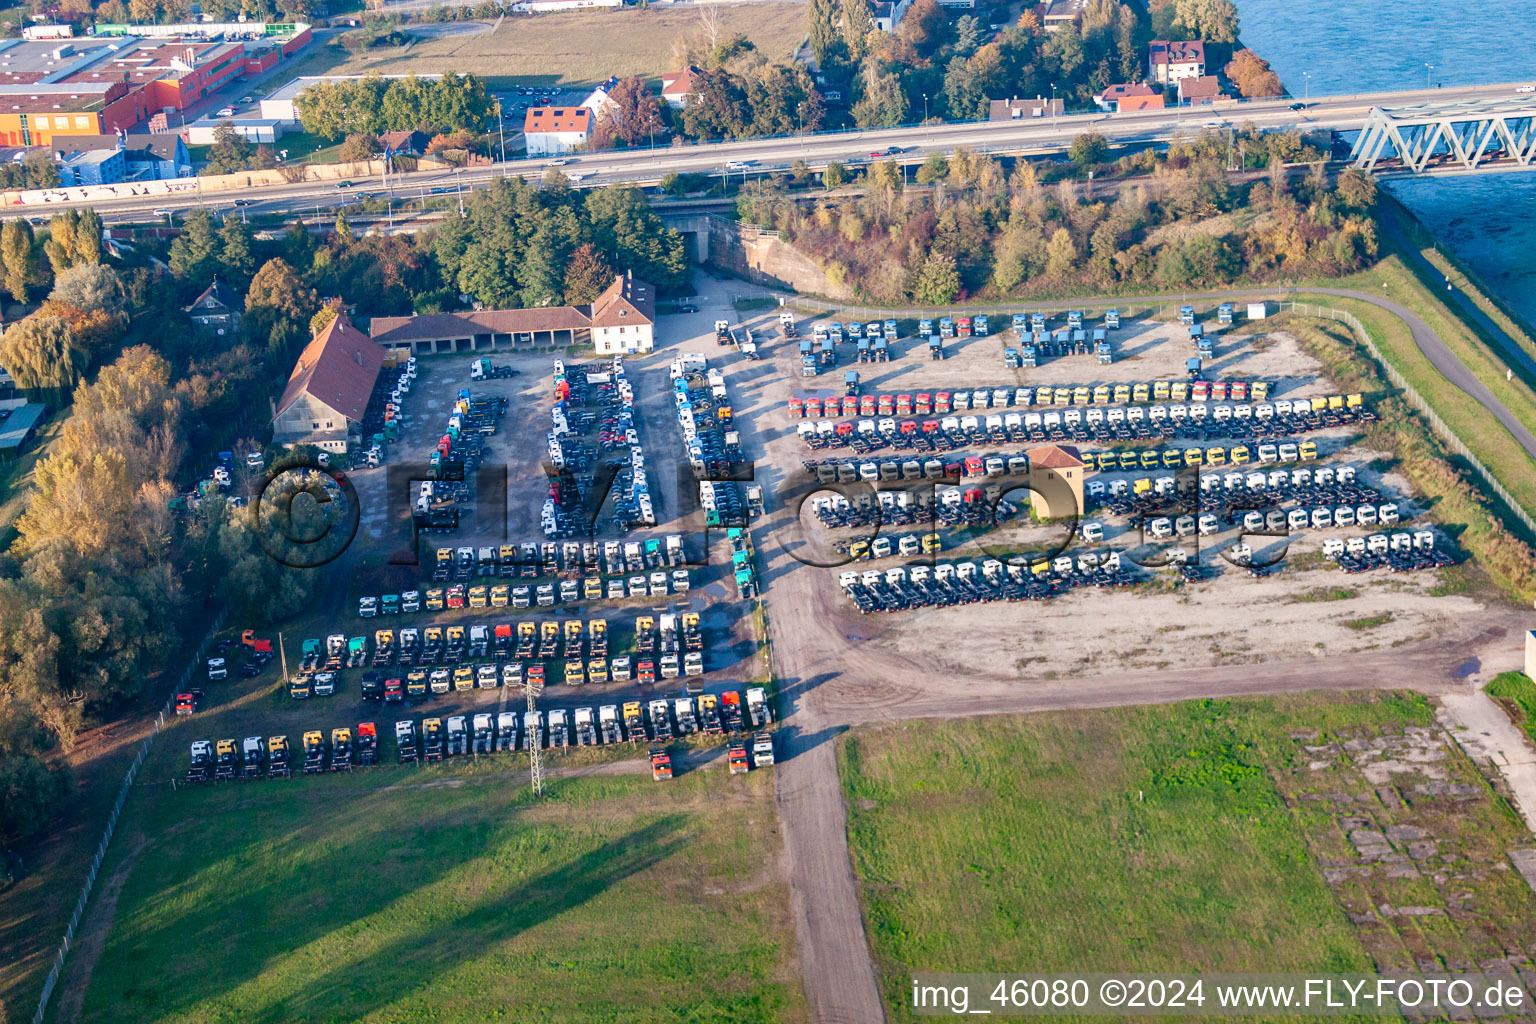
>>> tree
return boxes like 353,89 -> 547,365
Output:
244,258 -> 318,355
870,158 -> 903,194
915,152 -> 948,184
1172,0 -> 1239,42
338,132 -> 380,162
822,161 -> 848,188
218,216 -> 256,286
168,210 -> 221,281
851,60 -> 908,128
203,123 -> 259,175
1069,131 -> 1109,165
49,263 -> 125,317
596,76 -> 669,148
913,251 -> 959,305
22,147 -> 60,188
0,754 -> 70,843
1044,227 -> 1077,279
1224,49 -> 1282,97
562,243 -> 613,304
681,69 -> 748,139
838,0 -> 874,57
1335,167 -> 1378,210
44,210 -> 82,273
807,0 -> 841,65
309,298 -> 341,336
1,218 -> 37,303
74,209 -> 103,266
0,315 -> 82,398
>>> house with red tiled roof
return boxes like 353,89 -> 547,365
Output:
1095,82 -> 1165,113
1025,444 -> 1085,519
589,271 -> 655,355
660,66 -> 703,109
272,314 -> 385,453
1177,75 -> 1226,106
1148,39 -> 1205,85
523,106 -> 592,157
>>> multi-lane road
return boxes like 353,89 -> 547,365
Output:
36,79 -> 1536,225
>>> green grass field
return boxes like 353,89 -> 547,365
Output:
80,758 -> 805,1024
323,5 -> 805,87
839,693 -> 1536,1022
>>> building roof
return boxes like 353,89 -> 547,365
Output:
378,129 -> 427,153
62,147 -> 119,166
988,95 -> 1064,119
1028,444 -> 1084,470
660,66 -> 703,97
274,314 -> 384,424
590,272 -> 653,328
1098,82 -> 1159,101
51,132 -> 184,161
1149,39 -> 1205,66
1178,75 -> 1224,99
0,402 -> 46,451
185,278 -> 241,313
523,106 -> 591,135
369,274 -> 651,344
369,307 -> 594,345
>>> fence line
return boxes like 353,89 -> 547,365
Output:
31,607 -> 226,1024
1285,301 -> 1536,537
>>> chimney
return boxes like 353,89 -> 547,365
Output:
355,349 -> 363,367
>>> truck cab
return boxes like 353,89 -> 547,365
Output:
728,742 -> 750,774
650,747 -> 673,781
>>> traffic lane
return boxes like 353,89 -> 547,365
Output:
47,80 -> 1536,219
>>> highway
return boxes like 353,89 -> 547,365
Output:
36,79 -> 1536,224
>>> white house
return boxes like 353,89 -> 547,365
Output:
589,272 -> 655,355
870,0 -> 914,32
580,76 -> 622,119
523,106 -> 592,156
659,66 -> 703,109
1148,39 -> 1205,85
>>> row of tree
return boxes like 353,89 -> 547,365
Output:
736,128 -> 1374,305
294,73 -> 495,143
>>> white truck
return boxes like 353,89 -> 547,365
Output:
471,713 -> 494,753
445,715 -> 467,756
752,732 -> 775,767
599,705 -> 621,744
573,707 -> 597,746
746,687 -> 771,728
496,712 -> 518,751
547,709 -> 570,747
522,711 -> 543,750
673,697 -> 699,735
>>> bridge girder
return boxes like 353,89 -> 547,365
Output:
1351,100 -> 1536,173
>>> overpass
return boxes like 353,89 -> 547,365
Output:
25,79 -> 1536,224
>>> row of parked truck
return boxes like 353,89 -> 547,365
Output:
840,555 -> 1141,613
360,569 -> 691,619
788,378 -> 1286,420
186,688 -> 775,782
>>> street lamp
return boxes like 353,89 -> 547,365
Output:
1425,63 -> 1433,90
923,93 -> 929,122
1302,71 -> 1311,107
1050,83 -> 1057,126
496,100 -> 507,164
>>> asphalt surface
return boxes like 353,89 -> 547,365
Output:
28,79 -> 1536,224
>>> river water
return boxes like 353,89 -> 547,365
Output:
1235,0 -> 1536,323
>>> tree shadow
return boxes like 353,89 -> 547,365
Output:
251,816 -> 691,1024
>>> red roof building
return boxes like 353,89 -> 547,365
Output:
1095,82 -> 1165,112
272,313 -> 385,452
523,105 -> 592,157
660,66 -> 703,109
1148,39 -> 1205,84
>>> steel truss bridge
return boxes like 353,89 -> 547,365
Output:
1351,97 -> 1536,172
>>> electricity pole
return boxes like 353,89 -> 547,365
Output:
526,677 -> 543,796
